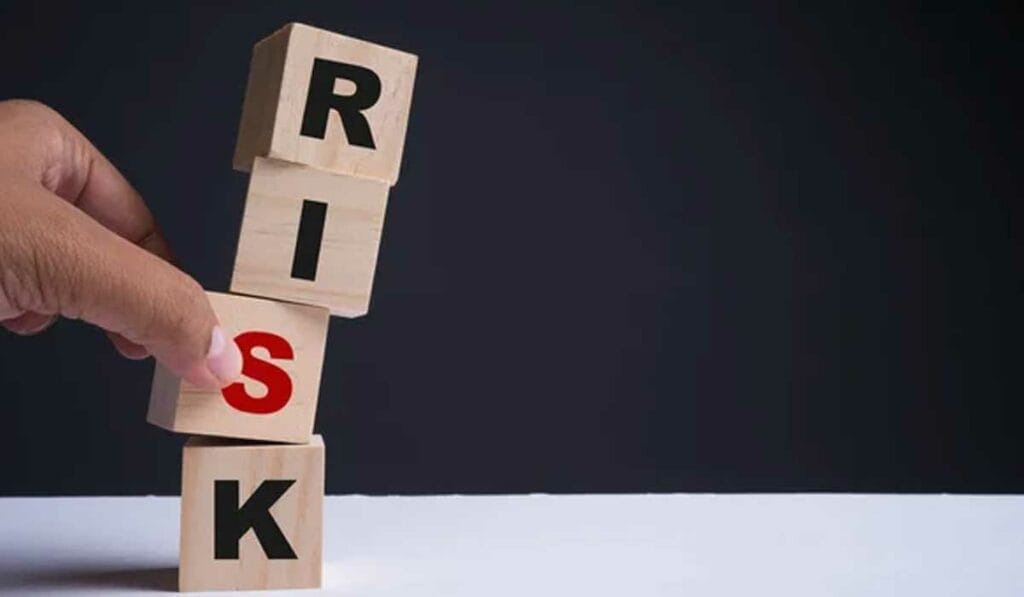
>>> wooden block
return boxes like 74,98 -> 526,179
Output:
230,156 -> 389,317
179,435 -> 324,592
233,22 -> 418,185
147,291 -> 329,443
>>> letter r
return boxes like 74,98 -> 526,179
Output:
300,58 -> 381,149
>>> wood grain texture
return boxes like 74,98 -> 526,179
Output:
179,435 -> 324,592
233,25 -> 290,176
232,22 -> 418,185
146,291 -> 329,443
230,156 -> 389,317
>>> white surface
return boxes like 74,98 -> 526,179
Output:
0,494 -> 1023,595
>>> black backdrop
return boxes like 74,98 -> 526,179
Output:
0,2 -> 1019,495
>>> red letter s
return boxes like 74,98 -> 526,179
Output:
221,331 -> 294,414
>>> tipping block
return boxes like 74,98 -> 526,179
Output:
230,156 -> 389,317
233,22 -> 418,185
180,435 -> 325,592
147,291 -> 329,443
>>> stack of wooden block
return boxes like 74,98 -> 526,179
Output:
145,22 -> 417,592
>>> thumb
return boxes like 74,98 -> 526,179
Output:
5,183 -> 242,390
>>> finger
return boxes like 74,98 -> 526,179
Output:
21,104 -> 174,262
12,186 -> 242,389
1,312 -> 57,336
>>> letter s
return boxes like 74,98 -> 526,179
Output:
221,331 -> 294,414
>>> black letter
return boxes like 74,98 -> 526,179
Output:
215,479 -> 297,559
301,58 -> 381,149
290,199 -> 328,281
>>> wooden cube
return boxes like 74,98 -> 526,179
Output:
233,22 -> 418,185
147,291 -> 329,443
179,435 -> 325,592
230,156 -> 389,317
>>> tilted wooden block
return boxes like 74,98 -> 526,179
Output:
147,291 -> 329,443
233,22 -> 418,185
230,156 -> 389,317
179,435 -> 325,592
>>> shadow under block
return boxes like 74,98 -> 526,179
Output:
179,435 -> 325,592
233,22 -> 418,185
147,291 -> 329,443
230,156 -> 390,317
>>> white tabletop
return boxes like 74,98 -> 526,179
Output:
0,494 -> 1022,595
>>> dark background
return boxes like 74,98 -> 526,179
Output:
0,2 -> 1019,495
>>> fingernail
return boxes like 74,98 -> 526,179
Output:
29,316 -> 57,334
3,314 -> 56,336
205,326 -> 243,386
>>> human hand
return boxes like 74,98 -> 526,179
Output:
0,99 -> 241,390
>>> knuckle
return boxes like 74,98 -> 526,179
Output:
1,98 -> 53,116
0,99 -> 64,131
0,100 -> 71,183
0,266 -> 34,315
0,214 -> 75,313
